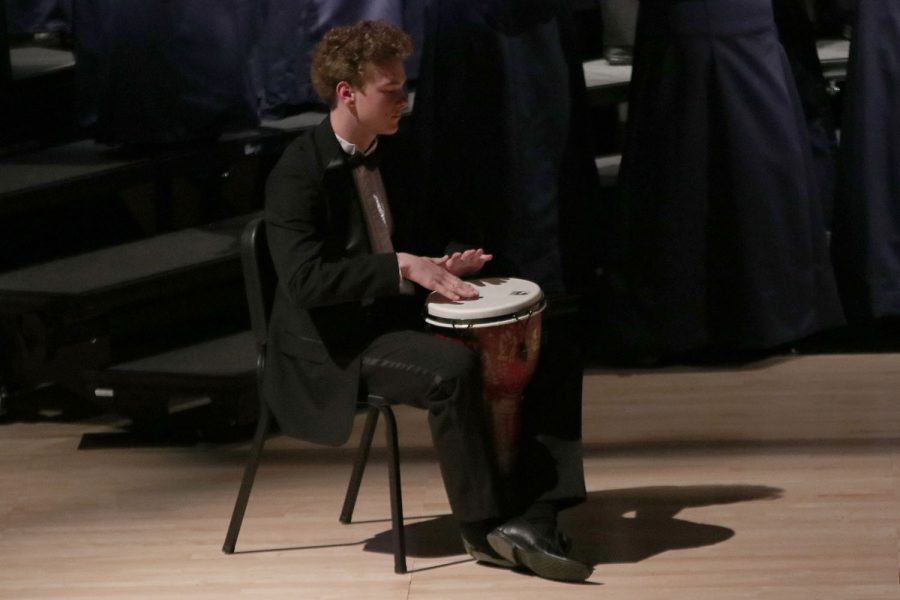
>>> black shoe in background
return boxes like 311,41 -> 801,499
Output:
603,46 -> 633,66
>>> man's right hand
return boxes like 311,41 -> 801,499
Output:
396,252 -> 480,301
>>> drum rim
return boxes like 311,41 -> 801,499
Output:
425,277 -> 543,321
424,298 -> 546,329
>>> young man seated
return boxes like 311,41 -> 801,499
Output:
263,20 -> 591,582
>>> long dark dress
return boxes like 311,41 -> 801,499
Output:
830,0 -> 900,321
412,0 -> 598,511
773,0 -> 840,225
606,0 -> 843,355
74,0 -> 260,144
413,0 -> 599,294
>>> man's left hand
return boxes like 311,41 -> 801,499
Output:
429,249 -> 493,277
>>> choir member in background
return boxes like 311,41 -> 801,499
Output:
412,0 -> 601,580
831,1 -> 900,322
605,0 -> 844,361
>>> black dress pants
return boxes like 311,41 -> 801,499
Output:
360,330 -> 504,523
359,315 -> 587,524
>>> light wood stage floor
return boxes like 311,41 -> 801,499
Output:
2,352 -> 899,599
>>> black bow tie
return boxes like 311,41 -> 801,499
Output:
346,148 -> 381,170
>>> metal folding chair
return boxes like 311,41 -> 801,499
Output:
222,217 -> 407,573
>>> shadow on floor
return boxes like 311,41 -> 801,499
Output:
363,484 -> 782,567
561,484 -> 782,564
364,514 -> 465,558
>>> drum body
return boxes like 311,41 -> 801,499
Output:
425,277 -> 545,473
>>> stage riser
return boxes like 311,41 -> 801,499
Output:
0,214 -> 255,397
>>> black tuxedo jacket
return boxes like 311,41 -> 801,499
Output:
263,117 -> 429,445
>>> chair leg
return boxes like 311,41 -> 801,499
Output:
379,405 -> 407,574
222,403 -> 271,553
340,406 -> 380,524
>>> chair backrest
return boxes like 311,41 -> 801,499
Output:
240,217 -> 277,348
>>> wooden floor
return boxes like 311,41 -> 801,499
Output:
2,352 -> 899,599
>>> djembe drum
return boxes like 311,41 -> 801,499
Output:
425,277 -> 546,473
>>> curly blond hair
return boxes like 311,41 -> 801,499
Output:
311,21 -> 413,108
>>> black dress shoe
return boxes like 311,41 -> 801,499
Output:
486,517 -> 593,582
603,46 -> 633,66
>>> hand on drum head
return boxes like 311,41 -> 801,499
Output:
440,248 -> 493,277
397,252 -> 480,301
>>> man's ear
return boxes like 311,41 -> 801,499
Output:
336,81 -> 354,106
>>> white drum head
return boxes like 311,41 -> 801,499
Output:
425,277 -> 545,328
